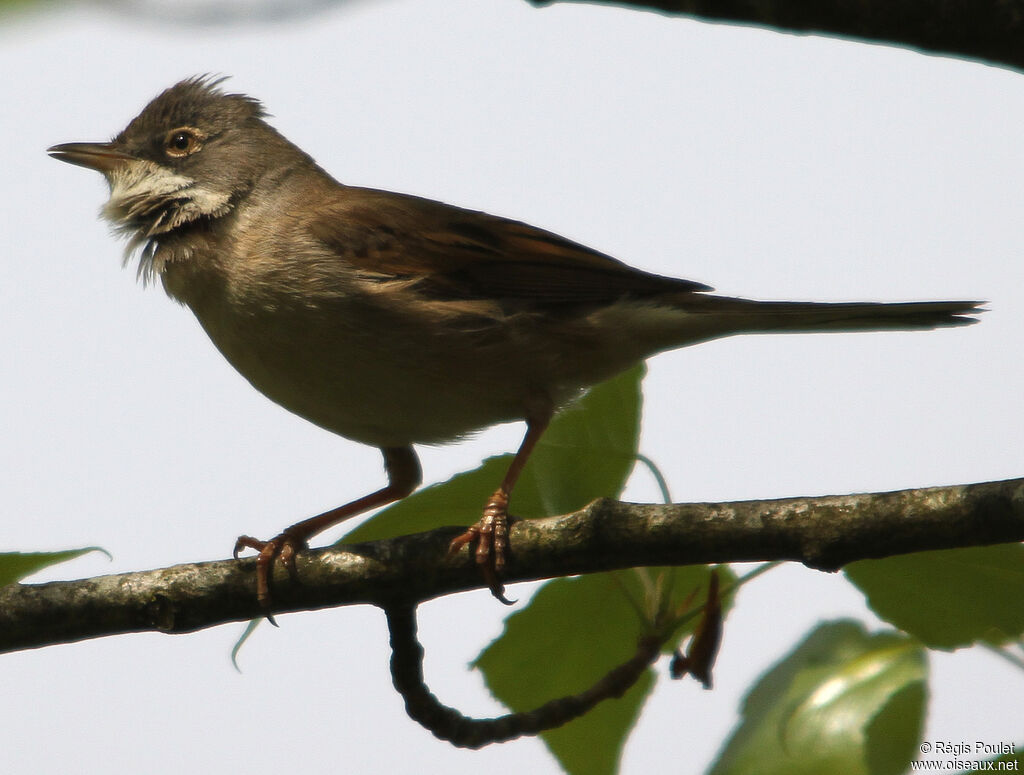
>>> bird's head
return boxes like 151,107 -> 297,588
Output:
49,76 -> 293,244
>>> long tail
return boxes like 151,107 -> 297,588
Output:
681,296 -> 984,335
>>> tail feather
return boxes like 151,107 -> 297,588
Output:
683,296 -> 984,334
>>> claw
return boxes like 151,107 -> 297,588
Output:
447,489 -> 516,604
445,525 -> 478,560
482,562 -> 515,606
232,531 -> 307,622
233,534 -> 263,559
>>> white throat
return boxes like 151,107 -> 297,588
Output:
101,160 -> 234,282
102,160 -> 232,238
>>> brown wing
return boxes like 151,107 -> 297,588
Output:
307,186 -> 711,310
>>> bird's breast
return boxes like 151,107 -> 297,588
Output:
164,262 -> 543,446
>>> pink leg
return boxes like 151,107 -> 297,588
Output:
235,446 -> 420,619
448,413 -> 551,602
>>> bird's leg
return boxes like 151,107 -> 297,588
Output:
448,412 -> 551,603
234,445 -> 421,618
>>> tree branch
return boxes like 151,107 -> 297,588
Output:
2,476 -> 1022,654
531,0 -> 1024,72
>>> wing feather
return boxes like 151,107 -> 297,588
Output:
307,187 -> 711,309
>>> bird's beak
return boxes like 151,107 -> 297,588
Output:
47,142 -> 135,173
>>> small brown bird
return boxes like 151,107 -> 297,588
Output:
49,76 -> 981,610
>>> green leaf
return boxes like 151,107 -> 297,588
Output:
844,545 -> 1024,649
863,681 -> 927,775
708,620 -> 927,775
342,365 -> 644,543
517,363 -> 643,517
0,548 -> 109,587
474,566 -> 724,775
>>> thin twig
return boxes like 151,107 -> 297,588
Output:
385,603 -> 663,748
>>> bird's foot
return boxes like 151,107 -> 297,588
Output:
447,490 -> 515,605
233,531 -> 309,624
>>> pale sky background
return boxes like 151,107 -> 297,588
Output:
2,1 -> 1022,773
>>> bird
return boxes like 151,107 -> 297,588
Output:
48,75 -> 982,612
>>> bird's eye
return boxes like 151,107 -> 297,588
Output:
164,128 -> 201,158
